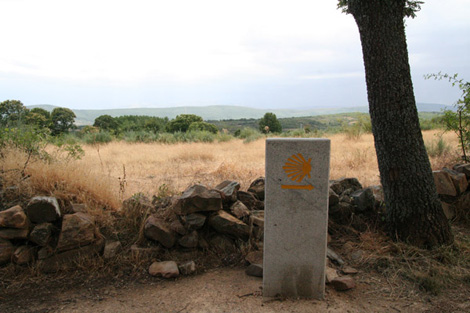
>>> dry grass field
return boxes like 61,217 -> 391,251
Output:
2,129 -> 454,211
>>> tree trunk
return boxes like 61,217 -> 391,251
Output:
348,0 -> 452,247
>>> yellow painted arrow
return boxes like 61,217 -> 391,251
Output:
281,184 -> 314,190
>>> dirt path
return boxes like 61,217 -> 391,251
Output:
2,267 -> 450,313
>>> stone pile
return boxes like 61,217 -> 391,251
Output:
0,196 -> 103,271
433,164 -> 470,219
141,179 -> 266,253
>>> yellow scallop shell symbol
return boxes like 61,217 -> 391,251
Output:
283,153 -> 312,183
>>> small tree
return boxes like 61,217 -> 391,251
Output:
26,108 -> 52,130
188,121 -> 218,134
50,107 -> 76,135
426,73 -> 470,162
259,112 -> 282,133
166,114 -> 203,133
0,100 -> 29,127
94,114 -> 119,133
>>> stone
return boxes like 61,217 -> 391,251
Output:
103,241 -> 122,259
250,210 -> 265,228
214,180 -> 240,202
369,185 -> 384,203
325,266 -> 339,284
453,163 -> 470,179
70,203 -> 88,213
248,177 -> 265,200
182,213 -> 206,230
246,263 -> 263,277
230,201 -> 250,219
208,210 -> 250,240
264,139 -> 330,299
245,250 -> 263,265
351,250 -> 363,262
178,260 -> 196,275
331,276 -> 356,291
144,215 -> 176,248
330,178 -> 362,196
0,238 -> 14,265
169,218 -> 187,236
37,246 -> 54,260
341,266 -> 359,275
351,188 -> 375,212
328,189 -> 339,208
0,205 -> 29,229
433,170 -> 458,196
0,228 -> 29,240
174,184 -> 223,215
26,196 -> 61,223
443,168 -> 468,195
327,247 -> 345,266
38,237 -> 105,273
237,191 -> 263,210
148,261 -> 179,278
178,230 -> 199,248
208,234 -> 236,253
13,245 -> 35,265
57,212 -> 96,252
29,223 -> 53,246
441,202 -> 456,220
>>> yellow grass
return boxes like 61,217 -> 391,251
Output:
71,129 -> 459,203
3,129 -> 458,211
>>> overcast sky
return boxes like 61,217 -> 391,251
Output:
0,0 -> 469,110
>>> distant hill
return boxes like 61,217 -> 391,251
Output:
27,103 -> 450,126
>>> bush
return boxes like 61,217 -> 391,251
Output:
83,131 -> 113,145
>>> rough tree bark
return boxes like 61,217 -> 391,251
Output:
346,0 -> 453,247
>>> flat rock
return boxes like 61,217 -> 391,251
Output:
13,245 -> 35,265
70,203 -> 88,213
246,263 -> 263,277
178,230 -> 199,248
178,261 -> 196,275
29,223 -> 54,246
230,201 -> 250,219
57,212 -> 96,252
149,261 -> 179,278
351,188 -> 375,212
169,218 -> 187,236
328,188 -> 340,208
103,241 -> 122,259
245,250 -> 263,264
327,247 -> 345,266
144,215 -> 176,248
453,163 -> 470,179
341,266 -> 359,275
250,210 -> 264,228
26,196 -> 61,223
331,276 -> 356,291
0,205 -> 29,229
0,228 -> 29,240
38,237 -> 105,273
214,181 -> 240,202
208,210 -> 250,240
433,170 -> 458,196
325,266 -> 339,284
174,184 -> 223,215
443,168 -> 468,195
181,213 -> 206,230
0,238 -> 14,265
237,191 -> 263,210
130,244 -> 160,258
248,177 -> 265,200
330,178 -> 363,196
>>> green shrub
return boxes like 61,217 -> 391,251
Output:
83,131 -> 113,145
